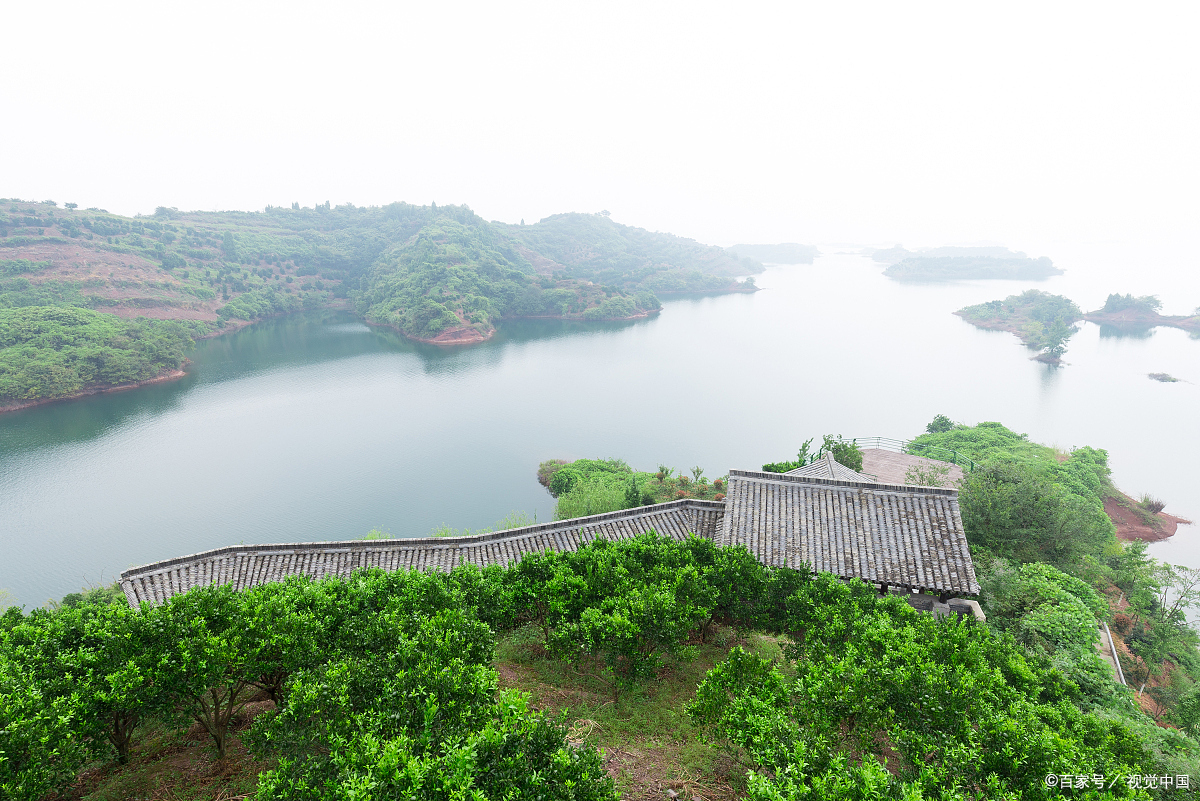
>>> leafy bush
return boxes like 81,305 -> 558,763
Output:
690,574 -> 1151,801
982,561 -> 1105,651
536,458 -> 568,489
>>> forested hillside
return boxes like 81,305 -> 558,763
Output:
0,200 -> 752,402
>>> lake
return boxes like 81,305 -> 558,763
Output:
2,249 -> 1198,607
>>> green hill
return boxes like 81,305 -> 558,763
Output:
0,200 -> 751,401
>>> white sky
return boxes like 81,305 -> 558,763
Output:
3,1 -> 1198,252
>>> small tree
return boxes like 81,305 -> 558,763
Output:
820,434 -> 864,472
925,414 -> 955,434
148,584 -> 260,759
623,476 -> 641,509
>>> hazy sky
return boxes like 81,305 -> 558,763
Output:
4,1 -> 1198,251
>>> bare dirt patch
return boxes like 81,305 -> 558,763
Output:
602,744 -> 744,801
3,240 -> 163,282
1105,492 -> 1192,542
2,239 -> 229,320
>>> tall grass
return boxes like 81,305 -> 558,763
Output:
554,478 -> 627,520
1139,494 -> 1166,514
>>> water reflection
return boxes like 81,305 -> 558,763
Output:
1098,324 -> 1157,340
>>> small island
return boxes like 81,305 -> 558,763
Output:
1083,293 -> 1200,335
876,245 -> 1062,281
955,290 -> 1082,364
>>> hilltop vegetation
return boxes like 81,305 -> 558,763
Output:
956,289 -> 1083,362
956,290 -> 1200,361
0,199 -> 752,402
359,217 -> 660,342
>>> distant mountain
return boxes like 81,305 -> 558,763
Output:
873,246 -> 1061,281
725,243 -> 818,264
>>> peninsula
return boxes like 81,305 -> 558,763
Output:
0,200 -> 762,406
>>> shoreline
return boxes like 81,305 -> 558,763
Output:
0,368 -> 189,415
0,301 -> 359,414
373,307 -> 664,346
1083,309 -> 1200,333
952,311 -> 1068,365
0,300 -> 665,412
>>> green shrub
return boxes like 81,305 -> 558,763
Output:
554,476 -> 628,519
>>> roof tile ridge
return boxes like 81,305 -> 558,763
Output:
121,498 -> 727,580
728,469 -> 958,497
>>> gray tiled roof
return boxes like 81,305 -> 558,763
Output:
120,469 -> 979,606
718,470 -> 978,596
785,453 -> 877,483
119,499 -> 724,607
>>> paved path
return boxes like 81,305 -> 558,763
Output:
860,448 -> 964,487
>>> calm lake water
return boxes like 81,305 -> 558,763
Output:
2,248 -> 1198,607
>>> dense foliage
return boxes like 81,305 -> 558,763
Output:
0,306 -> 201,401
358,217 -> 660,340
6,532 -> 1195,800
911,419 -> 1200,742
